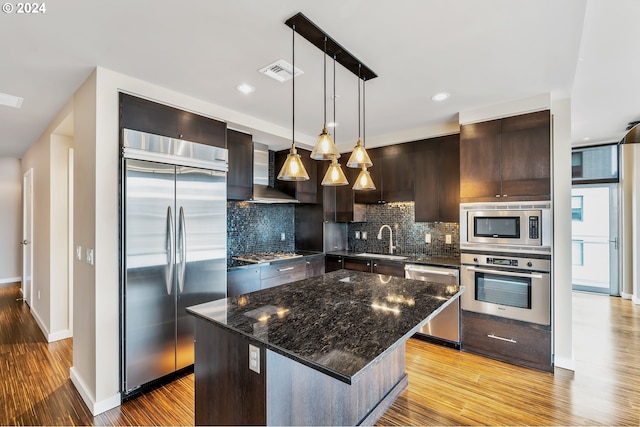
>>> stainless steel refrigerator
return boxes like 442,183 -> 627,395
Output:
121,128 -> 228,396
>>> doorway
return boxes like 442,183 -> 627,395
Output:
571,183 -> 619,295
22,168 -> 33,306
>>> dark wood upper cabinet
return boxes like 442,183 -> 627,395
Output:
274,148 -> 319,204
120,93 -> 226,148
354,144 -> 414,204
414,134 -> 460,223
500,110 -> 551,199
460,110 -> 550,202
226,129 -> 253,201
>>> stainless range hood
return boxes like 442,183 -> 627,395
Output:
250,142 -> 299,203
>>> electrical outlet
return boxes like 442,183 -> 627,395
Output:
362,231 -> 367,240
425,233 -> 431,244
86,248 -> 94,265
445,234 -> 452,244
76,245 -> 82,261
280,232 -> 285,241
38,290 -> 40,300
355,231 -> 361,239
249,344 -> 260,374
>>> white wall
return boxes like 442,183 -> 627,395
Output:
551,98 -> 573,370
0,158 -> 22,283
20,103 -> 74,342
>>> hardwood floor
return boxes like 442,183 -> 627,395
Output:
1,282 -> 638,426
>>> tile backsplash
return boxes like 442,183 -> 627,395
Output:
347,202 -> 460,258
227,201 -> 294,260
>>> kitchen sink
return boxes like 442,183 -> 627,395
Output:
354,253 -> 408,260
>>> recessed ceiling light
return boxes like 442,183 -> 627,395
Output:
236,83 -> 255,95
583,137 -> 590,141
0,92 -> 24,108
431,92 -> 450,102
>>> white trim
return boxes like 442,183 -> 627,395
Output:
31,307 -> 49,339
459,93 -> 551,125
0,276 -> 21,284
633,294 -> 640,305
70,367 -> 121,416
68,148 -> 74,335
48,329 -> 72,342
554,356 -> 576,372
620,291 -> 632,300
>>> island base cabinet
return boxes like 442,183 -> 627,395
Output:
193,317 -> 408,426
460,310 -> 552,373
194,318 -> 266,426
266,346 -> 407,426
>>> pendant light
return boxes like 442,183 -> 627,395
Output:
352,77 -> 376,190
277,25 -> 310,181
321,55 -> 348,186
310,37 -> 340,160
347,65 -> 373,169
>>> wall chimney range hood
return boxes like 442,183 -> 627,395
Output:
250,142 -> 300,203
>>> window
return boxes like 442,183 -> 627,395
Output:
572,240 -> 584,266
571,144 -> 619,184
572,196 -> 583,221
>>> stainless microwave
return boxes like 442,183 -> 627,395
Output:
460,202 -> 551,249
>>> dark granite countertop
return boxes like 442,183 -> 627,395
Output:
187,269 -> 463,384
227,251 -> 324,270
326,250 -> 461,268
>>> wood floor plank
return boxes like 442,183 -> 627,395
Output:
1,282 -> 639,426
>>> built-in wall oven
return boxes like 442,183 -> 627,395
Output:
460,252 -> 550,325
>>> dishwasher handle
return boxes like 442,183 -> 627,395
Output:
404,264 -> 458,276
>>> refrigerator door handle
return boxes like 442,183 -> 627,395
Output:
166,206 -> 175,295
178,206 -> 187,293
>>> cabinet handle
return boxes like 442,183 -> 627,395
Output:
503,194 -> 508,197
306,261 -> 310,265
495,194 -> 501,198
488,334 -> 517,344
374,263 -> 378,267
278,266 -> 295,272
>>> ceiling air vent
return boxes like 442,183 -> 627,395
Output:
258,59 -> 303,82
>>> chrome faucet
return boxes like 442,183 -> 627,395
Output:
377,224 -> 396,254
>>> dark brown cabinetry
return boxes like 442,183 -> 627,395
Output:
461,310 -> 552,372
343,257 -> 372,273
120,93 -> 226,148
413,134 -> 460,222
354,145 -> 415,204
226,129 -> 253,200
227,267 -> 261,298
325,255 -> 344,272
261,258 -> 308,289
274,148 -> 319,204
460,110 -> 550,202
372,260 -> 406,277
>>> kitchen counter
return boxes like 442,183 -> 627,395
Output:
327,250 -> 461,268
227,250 -> 323,269
187,270 -> 462,425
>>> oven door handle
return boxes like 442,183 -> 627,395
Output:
465,266 -> 544,279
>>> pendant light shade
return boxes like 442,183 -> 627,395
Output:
278,24 -> 309,182
311,37 -> 340,160
352,166 -> 376,190
321,155 -> 349,186
347,138 -> 372,168
278,145 -> 309,181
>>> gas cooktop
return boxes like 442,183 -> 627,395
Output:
232,252 -> 303,264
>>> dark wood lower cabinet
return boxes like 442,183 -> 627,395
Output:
343,257 -> 372,272
194,318 -> 266,425
325,255 -> 344,272
372,260 -> 405,277
227,267 -> 261,298
460,310 -> 552,372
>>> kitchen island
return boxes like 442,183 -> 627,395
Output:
187,269 -> 462,426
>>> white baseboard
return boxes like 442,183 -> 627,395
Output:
633,294 -> 640,305
0,276 -> 21,285
554,355 -> 575,372
31,308 -> 50,339
620,291 -> 632,300
48,329 -> 72,342
70,367 -> 121,416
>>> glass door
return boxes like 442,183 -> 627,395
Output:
571,183 -> 619,295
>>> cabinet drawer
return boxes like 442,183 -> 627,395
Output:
260,259 -> 307,289
372,260 -> 405,277
461,310 -> 552,372
305,256 -> 325,279
227,267 -> 261,298
343,258 -> 372,273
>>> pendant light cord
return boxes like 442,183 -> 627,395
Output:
363,77 -> 366,147
358,64 -> 361,140
323,37 -> 328,126
292,25 -> 295,149
333,54 -> 336,143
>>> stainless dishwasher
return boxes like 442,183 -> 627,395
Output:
405,264 -> 460,347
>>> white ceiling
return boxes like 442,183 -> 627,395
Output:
0,0 -> 638,159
